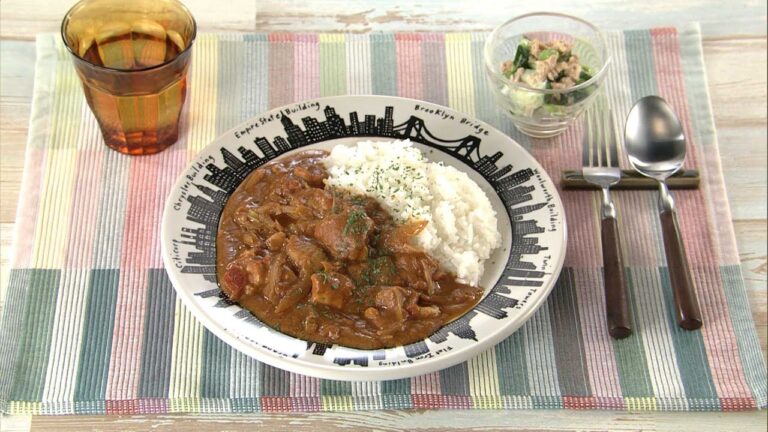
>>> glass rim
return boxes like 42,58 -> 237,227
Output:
60,0 -> 198,73
483,12 -> 611,95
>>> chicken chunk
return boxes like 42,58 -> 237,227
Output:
361,286 -> 411,331
220,250 -> 270,300
310,271 -> 353,309
313,207 -> 374,261
293,163 -> 327,188
285,235 -> 328,278
364,285 -> 442,330
290,188 -> 334,218
374,286 -> 411,322
274,236 -> 330,313
266,231 -> 286,251
406,303 -> 441,319
363,307 -> 388,330
393,253 -> 438,293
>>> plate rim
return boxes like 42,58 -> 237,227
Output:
160,94 -> 568,381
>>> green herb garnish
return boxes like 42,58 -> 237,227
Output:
315,270 -> 340,289
343,209 -> 368,235
357,256 -> 395,287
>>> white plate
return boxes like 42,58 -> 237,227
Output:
161,95 -> 566,381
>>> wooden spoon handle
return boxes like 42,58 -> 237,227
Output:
601,216 -> 632,339
659,209 -> 703,330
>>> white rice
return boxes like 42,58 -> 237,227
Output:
322,139 -> 501,285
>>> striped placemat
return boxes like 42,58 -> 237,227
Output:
0,25 -> 765,415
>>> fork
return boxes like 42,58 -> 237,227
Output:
582,106 -> 632,339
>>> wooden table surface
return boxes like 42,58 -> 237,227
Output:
0,1 -> 765,430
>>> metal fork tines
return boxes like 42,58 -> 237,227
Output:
582,109 -> 621,203
581,107 -> 632,339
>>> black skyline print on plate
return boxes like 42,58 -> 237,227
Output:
180,103 -> 550,365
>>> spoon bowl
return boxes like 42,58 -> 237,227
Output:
625,95 -> 687,180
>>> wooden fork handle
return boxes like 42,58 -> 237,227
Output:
601,216 -> 632,339
660,209 -> 703,330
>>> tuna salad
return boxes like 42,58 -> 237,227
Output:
500,36 -> 598,115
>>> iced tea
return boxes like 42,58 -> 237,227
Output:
62,0 -> 196,155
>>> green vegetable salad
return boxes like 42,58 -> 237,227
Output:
500,36 -> 597,116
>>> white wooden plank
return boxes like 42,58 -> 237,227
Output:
21,409 -> 768,431
1,0 -> 766,39
0,0 -> 258,40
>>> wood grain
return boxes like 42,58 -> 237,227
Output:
0,41 -> 33,224
252,0 -> 768,36
735,220 -> 768,354
0,0 -> 765,430
0,224 -> 13,314
16,410 -> 768,432
705,38 -> 767,222
0,0 -> 258,40
1,0 -> 767,39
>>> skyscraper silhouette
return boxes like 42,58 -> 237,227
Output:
383,106 -> 394,136
240,146 -> 259,166
281,115 -> 308,147
273,136 -> 291,152
348,112 -> 361,135
324,106 -> 347,137
302,117 -> 329,143
254,137 -> 277,159
364,114 -> 376,135
222,148 -> 249,178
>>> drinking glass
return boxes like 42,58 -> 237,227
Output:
61,0 -> 196,155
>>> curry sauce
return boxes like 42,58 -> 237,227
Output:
216,150 -> 484,349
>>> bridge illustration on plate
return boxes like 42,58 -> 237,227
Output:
178,104 -> 552,363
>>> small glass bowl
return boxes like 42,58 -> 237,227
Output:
484,12 -> 611,138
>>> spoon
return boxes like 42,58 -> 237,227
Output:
625,95 -> 703,330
